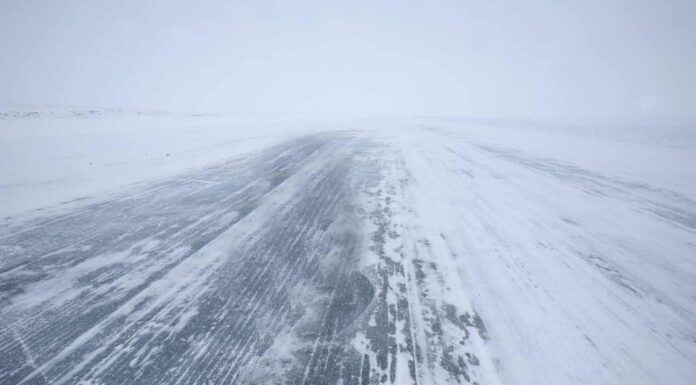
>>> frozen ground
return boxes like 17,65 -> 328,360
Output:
0,106 -> 337,218
0,110 -> 695,384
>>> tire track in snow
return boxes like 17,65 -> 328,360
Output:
0,130 -> 500,385
0,132 -> 374,384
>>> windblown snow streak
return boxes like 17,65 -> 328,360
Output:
0,131 -> 497,385
1,126 -> 695,385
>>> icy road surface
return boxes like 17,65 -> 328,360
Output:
1,127 -> 695,385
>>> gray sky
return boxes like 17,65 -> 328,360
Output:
1,0 -> 695,117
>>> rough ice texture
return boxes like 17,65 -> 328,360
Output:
0,113 -> 695,384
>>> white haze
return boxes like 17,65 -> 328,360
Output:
1,0 -> 695,118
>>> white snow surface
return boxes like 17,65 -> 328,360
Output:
0,106 -> 338,218
386,119 -> 696,385
1,109 -> 695,384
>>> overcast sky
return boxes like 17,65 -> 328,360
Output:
1,0 -> 695,117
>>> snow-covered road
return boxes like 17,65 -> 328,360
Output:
1,124 -> 695,385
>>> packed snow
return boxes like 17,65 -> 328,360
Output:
0,109 -> 695,384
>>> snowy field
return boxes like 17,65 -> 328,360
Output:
1,109 -> 695,385
0,106 -> 345,219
